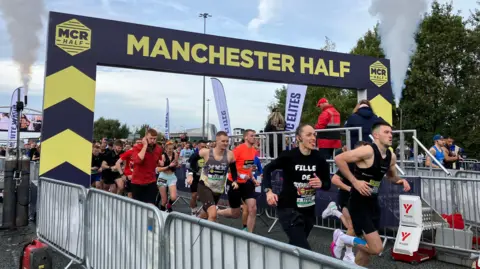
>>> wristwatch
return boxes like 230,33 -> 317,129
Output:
264,188 -> 272,193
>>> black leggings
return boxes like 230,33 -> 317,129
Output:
277,207 -> 315,250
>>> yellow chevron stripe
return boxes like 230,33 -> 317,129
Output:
43,66 -> 96,111
370,94 -> 392,125
39,129 -> 92,176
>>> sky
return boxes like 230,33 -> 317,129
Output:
0,0 -> 476,139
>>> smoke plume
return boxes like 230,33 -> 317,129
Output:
0,0 -> 46,98
369,0 -> 428,107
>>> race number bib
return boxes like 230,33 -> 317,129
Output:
369,180 -> 381,194
294,182 -> 316,208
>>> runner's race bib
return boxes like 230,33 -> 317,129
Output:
294,182 -> 316,208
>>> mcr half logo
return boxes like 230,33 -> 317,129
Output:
401,232 -> 411,241
403,204 -> 413,214
55,19 -> 92,56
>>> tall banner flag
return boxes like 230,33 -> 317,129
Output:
284,84 -> 307,131
210,78 -> 232,135
165,98 -> 170,139
7,87 -> 25,148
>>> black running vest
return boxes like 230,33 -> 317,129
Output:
352,143 -> 391,196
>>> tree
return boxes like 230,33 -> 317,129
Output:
93,117 -> 130,141
135,124 -> 166,141
400,1 -> 477,155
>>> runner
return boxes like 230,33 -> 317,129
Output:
130,129 -> 163,204
91,145 -> 103,189
187,131 -> 237,222
101,140 -> 124,193
321,141 -> 369,263
187,140 -> 207,215
156,141 -> 179,212
115,139 -> 141,198
263,123 -> 341,250
334,120 -> 411,266
240,154 -> 263,231
217,129 -> 260,232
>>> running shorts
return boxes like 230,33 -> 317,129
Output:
227,180 -> 257,208
91,173 -> 102,184
131,182 -> 158,204
336,190 -> 350,210
190,174 -> 200,193
102,171 -> 120,185
197,181 -> 221,212
157,172 -> 177,187
348,193 -> 381,236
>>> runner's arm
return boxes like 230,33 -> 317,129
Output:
228,151 -> 239,182
315,157 -> 331,191
156,155 -> 169,173
331,174 -> 351,192
132,145 -> 147,164
101,160 -> 110,170
425,148 -> 439,168
386,154 -> 405,184
334,146 -> 374,185
115,158 -> 125,175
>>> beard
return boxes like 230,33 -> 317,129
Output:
147,144 -> 156,152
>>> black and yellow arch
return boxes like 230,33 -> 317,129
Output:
41,12 -> 393,187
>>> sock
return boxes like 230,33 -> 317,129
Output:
339,234 -> 356,245
352,237 -> 367,246
160,205 -> 166,211
169,199 -> 175,205
243,224 -> 247,228
333,210 -> 343,219
345,246 -> 354,255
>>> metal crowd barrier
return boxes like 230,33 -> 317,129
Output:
37,177 -> 357,269
37,177 -> 87,265
84,188 -> 166,269
163,212 -> 361,269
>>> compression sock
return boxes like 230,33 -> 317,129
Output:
339,234 -> 367,246
333,210 -> 343,219
160,205 -> 166,211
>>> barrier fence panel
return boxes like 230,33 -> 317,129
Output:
85,188 -> 166,269
163,212 -> 361,269
37,177 -> 87,264
456,171 -> 480,180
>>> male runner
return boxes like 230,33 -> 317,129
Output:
187,131 -> 237,222
101,140 -> 124,193
217,129 -> 260,232
131,129 -> 163,204
187,140 -> 206,215
115,139 -> 141,197
321,141 -> 369,263
334,121 -> 411,266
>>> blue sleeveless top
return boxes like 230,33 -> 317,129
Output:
432,146 -> 444,164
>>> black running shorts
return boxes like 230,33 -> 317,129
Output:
130,182 -> 158,204
336,190 -> 350,210
197,181 -> 221,212
348,193 -> 381,236
227,180 -> 257,209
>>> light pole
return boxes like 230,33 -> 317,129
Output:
206,98 -> 210,140
199,12 -> 212,140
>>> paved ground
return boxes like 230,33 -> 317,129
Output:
0,194 -> 474,269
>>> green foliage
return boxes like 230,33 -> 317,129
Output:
400,1 -> 479,156
93,117 -> 130,141
269,1 -> 480,158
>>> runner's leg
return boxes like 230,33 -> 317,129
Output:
115,177 -> 125,195
241,202 -> 248,230
159,185 -> 168,211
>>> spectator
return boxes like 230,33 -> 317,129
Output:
315,98 -> 341,159
264,107 -> 286,158
344,100 -> 380,147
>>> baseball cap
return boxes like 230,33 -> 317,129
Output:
433,134 -> 443,141
317,98 -> 328,107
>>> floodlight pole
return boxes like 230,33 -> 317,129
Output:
199,12 -> 212,140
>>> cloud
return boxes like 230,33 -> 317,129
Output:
248,0 -> 280,32
0,59 -> 280,132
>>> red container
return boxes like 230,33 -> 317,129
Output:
391,247 -> 436,266
21,239 -> 52,269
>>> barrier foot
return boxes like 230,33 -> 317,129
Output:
172,197 -> 189,206
379,237 -> 388,257
256,213 -> 270,228
268,218 -> 279,233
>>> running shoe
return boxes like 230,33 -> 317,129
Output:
330,229 -> 345,259
322,201 -> 339,219
242,227 -> 248,232
166,203 -> 173,213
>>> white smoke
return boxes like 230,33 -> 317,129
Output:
0,0 -> 46,99
369,0 -> 428,107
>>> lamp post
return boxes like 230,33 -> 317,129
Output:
206,98 -> 210,140
199,12 -> 212,140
